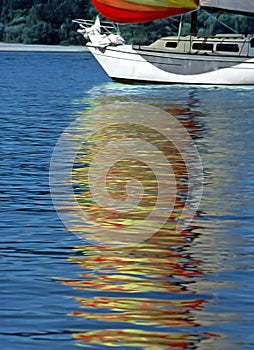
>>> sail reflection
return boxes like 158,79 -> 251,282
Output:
63,241 -> 217,349
72,329 -> 217,349
59,92 -> 237,349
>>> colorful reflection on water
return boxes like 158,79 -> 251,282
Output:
59,91 -> 239,349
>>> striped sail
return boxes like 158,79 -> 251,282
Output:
91,0 -> 199,23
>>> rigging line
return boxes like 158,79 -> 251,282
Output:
203,10 -> 238,34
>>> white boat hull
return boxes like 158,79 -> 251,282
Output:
88,44 -> 254,85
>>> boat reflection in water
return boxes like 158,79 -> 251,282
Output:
58,90 -> 239,349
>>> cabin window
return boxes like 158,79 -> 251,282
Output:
216,44 -> 239,52
250,38 -> 254,48
165,41 -> 177,48
192,43 -> 213,51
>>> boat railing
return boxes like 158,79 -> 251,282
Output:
72,19 -> 121,35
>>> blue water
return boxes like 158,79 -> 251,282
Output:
1,52 -> 254,350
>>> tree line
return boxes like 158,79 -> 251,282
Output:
0,0 -> 253,46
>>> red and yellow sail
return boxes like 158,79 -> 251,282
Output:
91,0 -> 199,23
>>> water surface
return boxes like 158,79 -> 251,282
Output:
1,52 -> 254,350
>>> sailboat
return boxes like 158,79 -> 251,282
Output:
74,0 -> 254,85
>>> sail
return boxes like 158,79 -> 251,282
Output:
200,0 -> 254,16
91,0 -> 199,23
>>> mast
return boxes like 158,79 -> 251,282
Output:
190,11 -> 198,36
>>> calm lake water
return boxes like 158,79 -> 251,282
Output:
1,52 -> 254,350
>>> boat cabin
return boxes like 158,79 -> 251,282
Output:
147,34 -> 254,57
